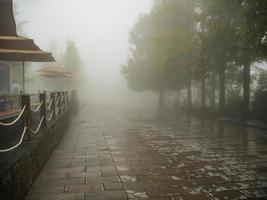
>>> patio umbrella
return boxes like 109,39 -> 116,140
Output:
37,66 -> 73,91
37,66 -> 72,76
0,0 -> 55,93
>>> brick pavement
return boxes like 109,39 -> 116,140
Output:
26,106 -> 267,200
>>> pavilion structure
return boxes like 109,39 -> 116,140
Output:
0,0 -> 55,93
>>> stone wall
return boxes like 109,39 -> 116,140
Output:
0,110 -> 71,200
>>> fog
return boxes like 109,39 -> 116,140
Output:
14,0 -> 157,107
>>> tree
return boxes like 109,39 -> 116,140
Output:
253,69 -> 267,123
197,0 -> 240,115
64,40 -> 82,74
233,1 -> 267,119
62,39 -> 83,89
122,0 -> 197,118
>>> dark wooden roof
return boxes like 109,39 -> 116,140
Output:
0,0 -> 55,62
0,48 -> 55,62
0,36 -> 55,62
0,0 -> 17,36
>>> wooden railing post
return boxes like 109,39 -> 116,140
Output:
66,91 -> 69,108
21,95 -> 30,128
71,90 -> 75,110
21,94 -> 30,141
57,92 -> 61,115
51,92 -> 56,120
40,92 -> 46,128
71,90 -> 78,115
62,91 -> 65,111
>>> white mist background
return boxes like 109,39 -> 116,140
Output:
14,0 -> 157,107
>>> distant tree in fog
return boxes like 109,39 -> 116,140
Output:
64,40 -> 82,74
122,0 -> 196,118
123,0 -> 267,120
62,39 -> 83,89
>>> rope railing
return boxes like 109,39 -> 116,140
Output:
48,98 -> 53,110
0,127 -> 27,153
55,106 -> 60,115
56,97 -> 60,106
47,110 -> 54,121
30,101 -> 43,113
61,96 -> 65,110
0,90 -> 75,153
0,106 -> 26,126
30,116 -> 44,134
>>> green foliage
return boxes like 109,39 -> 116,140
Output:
256,69 -> 267,91
122,0 -> 197,93
235,0 -> 267,60
253,70 -> 267,122
253,90 -> 267,122
62,39 -> 83,89
123,0 -> 267,114
64,40 -> 82,75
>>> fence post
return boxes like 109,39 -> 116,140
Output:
71,90 -> 75,111
21,94 -> 30,141
51,92 -> 56,120
40,92 -> 46,128
57,92 -> 61,115
62,91 -> 65,111
66,91 -> 69,108
71,90 -> 78,114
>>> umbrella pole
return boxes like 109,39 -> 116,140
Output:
22,61 -> 25,94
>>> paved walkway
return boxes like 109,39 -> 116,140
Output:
26,106 -> 267,200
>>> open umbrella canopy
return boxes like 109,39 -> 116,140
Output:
37,67 -> 73,79
37,67 -> 73,91
37,66 -> 72,78
37,66 -> 72,75
38,71 -> 72,79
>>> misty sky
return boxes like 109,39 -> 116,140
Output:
14,0 -> 154,105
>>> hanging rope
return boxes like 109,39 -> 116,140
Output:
61,98 -> 65,110
56,97 -> 60,106
47,110 -> 54,121
55,106 -> 60,115
48,98 -> 53,110
30,101 -> 43,113
29,116 -> 44,134
0,127 -> 27,153
0,106 -> 26,126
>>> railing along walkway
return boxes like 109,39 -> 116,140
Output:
0,91 -> 78,153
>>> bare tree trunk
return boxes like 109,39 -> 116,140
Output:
210,71 -> 216,110
158,88 -> 165,120
201,73 -> 206,112
175,90 -> 181,111
187,69 -> 192,113
219,63 -> 225,115
243,62 -> 250,120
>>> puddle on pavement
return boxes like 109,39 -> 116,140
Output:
126,190 -> 148,198
171,176 -> 182,181
120,175 -> 137,182
117,166 -> 130,171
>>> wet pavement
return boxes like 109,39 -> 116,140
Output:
26,106 -> 267,200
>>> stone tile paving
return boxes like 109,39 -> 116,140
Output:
26,106 -> 267,200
